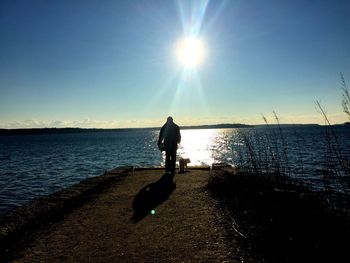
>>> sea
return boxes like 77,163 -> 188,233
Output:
1,126 -> 349,215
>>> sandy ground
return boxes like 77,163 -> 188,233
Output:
12,168 -> 238,262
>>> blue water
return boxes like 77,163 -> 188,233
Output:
0,126 -> 349,214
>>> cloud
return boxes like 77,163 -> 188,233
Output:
2,119 -> 49,129
0,118 -> 164,129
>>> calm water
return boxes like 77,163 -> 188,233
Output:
0,126 -> 349,214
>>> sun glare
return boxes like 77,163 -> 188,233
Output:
176,37 -> 205,69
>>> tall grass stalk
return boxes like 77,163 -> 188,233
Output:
341,73 -> 350,120
273,111 -> 290,176
315,100 -> 349,177
262,114 -> 282,176
292,126 -> 305,178
240,132 -> 260,175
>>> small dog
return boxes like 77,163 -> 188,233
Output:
179,158 -> 191,173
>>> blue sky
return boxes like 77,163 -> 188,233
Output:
1,0 -> 350,128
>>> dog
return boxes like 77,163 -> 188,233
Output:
179,158 -> 191,173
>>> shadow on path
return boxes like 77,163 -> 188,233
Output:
131,173 -> 176,223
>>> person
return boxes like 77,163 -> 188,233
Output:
158,116 -> 181,174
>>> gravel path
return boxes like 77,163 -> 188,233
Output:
13,168 -> 237,262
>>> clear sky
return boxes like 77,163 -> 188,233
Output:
1,0 -> 350,128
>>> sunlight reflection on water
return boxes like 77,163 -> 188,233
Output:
173,129 -> 239,166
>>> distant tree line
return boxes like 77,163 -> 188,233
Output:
0,124 -> 254,136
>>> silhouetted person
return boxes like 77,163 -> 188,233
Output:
158,116 -> 181,174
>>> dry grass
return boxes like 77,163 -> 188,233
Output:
207,74 -> 350,262
208,169 -> 350,262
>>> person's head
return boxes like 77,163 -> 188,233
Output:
167,116 -> 173,123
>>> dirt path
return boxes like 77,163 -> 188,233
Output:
13,168 -> 237,262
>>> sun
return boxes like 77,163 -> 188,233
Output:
176,36 -> 205,69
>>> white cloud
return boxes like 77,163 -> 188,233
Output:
0,118 -> 165,129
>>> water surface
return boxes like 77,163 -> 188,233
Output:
1,126 -> 349,214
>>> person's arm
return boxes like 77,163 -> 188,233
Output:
158,126 -> 164,146
177,126 -> 181,144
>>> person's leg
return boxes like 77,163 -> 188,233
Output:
170,150 -> 176,173
165,151 -> 171,172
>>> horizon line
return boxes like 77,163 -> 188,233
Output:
2,122 -> 349,131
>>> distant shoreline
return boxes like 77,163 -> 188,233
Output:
0,123 -> 348,136
0,124 -> 250,135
